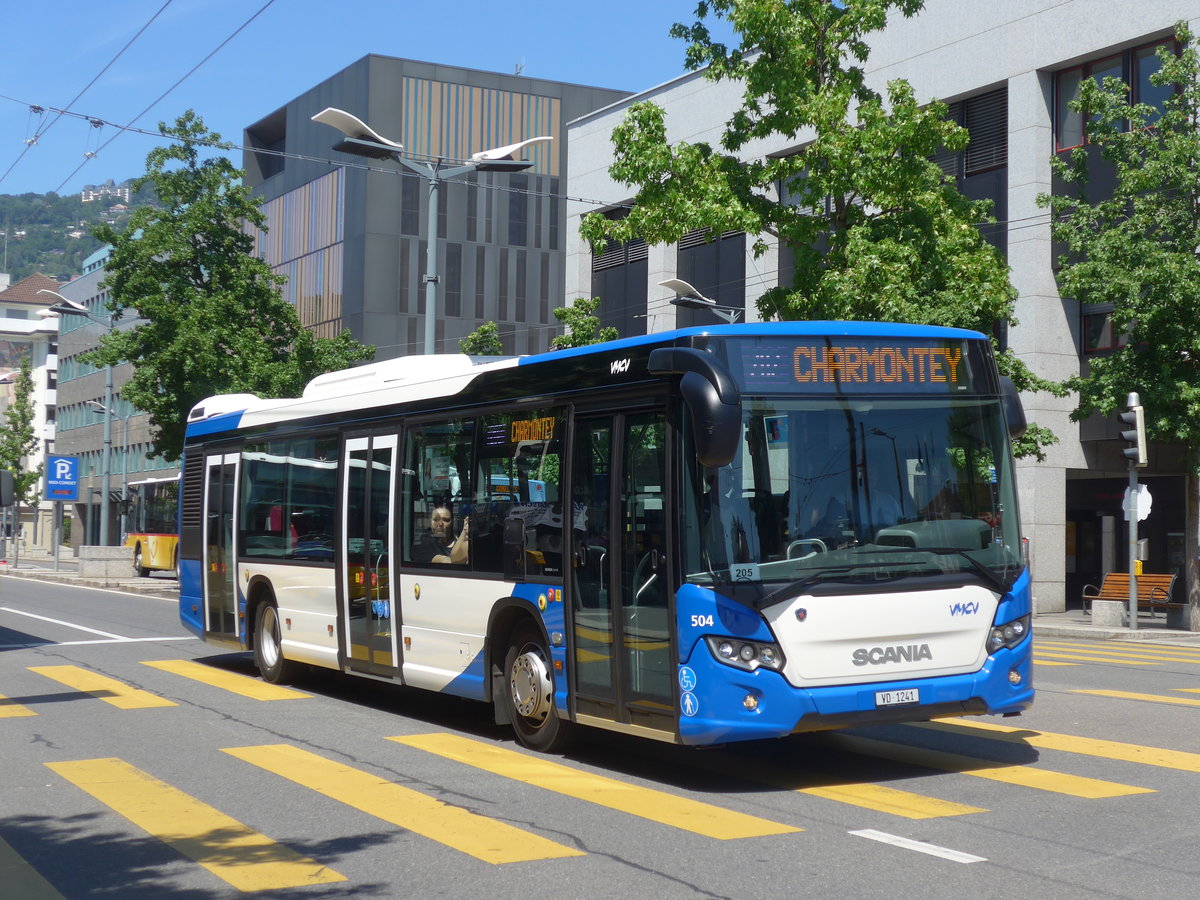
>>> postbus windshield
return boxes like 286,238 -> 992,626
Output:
681,394 -> 1022,596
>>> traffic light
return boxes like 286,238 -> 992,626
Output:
1118,393 -> 1147,467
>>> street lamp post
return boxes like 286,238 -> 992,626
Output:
311,107 -> 552,355
659,278 -> 744,325
88,400 -> 130,543
39,289 -> 116,546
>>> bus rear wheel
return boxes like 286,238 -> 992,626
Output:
254,601 -> 299,684
133,545 -> 149,578
504,622 -> 572,753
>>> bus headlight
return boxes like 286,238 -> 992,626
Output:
987,614 -> 1030,653
705,636 -> 785,673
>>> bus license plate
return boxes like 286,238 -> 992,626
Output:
875,688 -> 919,707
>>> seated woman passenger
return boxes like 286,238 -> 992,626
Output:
413,506 -> 469,564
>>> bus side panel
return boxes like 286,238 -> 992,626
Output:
402,580 -> 563,704
178,559 -> 205,638
398,573 -> 502,699
244,562 -> 339,670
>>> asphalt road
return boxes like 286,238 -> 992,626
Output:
2,578 -> 1199,899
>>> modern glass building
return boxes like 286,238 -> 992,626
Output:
243,55 -> 630,359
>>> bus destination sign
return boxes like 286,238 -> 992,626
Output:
729,337 -> 988,394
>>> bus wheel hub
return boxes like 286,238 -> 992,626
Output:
511,650 -> 551,720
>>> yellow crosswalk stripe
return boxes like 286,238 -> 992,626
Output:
391,732 -> 800,839
1036,642 -> 1200,664
668,744 -> 985,818
796,783 -> 984,818
141,660 -> 311,701
1031,659 -> 1077,666
46,758 -> 344,891
1040,640 -> 1200,657
1071,689 -> 1200,708
28,666 -> 175,709
1033,651 -> 1151,665
0,836 -> 63,899
224,743 -> 583,864
919,719 -> 1200,773
833,734 -> 1153,798
0,692 -> 37,717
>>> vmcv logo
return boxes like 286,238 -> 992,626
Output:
949,601 -> 980,616
610,358 -> 631,375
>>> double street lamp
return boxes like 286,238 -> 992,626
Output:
659,278 -> 744,324
312,107 -> 552,355
39,288 -> 117,546
88,399 -> 130,543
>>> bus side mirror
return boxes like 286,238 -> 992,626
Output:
0,470 -> 13,507
648,347 -> 742,467
1000,377 -> 1027,440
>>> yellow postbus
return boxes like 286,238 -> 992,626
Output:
123,475 -> 180,577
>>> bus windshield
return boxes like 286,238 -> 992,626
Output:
682,395 -> 1022,595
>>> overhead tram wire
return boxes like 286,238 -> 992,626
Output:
49,0 -> 279,197
5,87 -> 1052,235
0,0 -> 175,192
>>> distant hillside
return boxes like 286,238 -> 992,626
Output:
0,181 -> 155,281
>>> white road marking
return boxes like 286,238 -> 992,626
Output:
849,829 -> 987,863
0,607 -> 194,645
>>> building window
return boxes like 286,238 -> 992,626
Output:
935,88 -> 1008,179
1082,311 -> 1130,354
1055,39 -> 1175,152
590,211 -> 648,339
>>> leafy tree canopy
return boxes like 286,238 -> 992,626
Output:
579,0 -> 1062,411
1041,23 -> 1200,460
550,296 -> 619,349
89,111 -> 374,461
459,321 -> 505,355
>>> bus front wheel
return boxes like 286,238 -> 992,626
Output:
504,622 -> 572,753
254,601 -> 299,684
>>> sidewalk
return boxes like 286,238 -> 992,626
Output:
0,545 -> 177,599
1033,607 -> 1200,642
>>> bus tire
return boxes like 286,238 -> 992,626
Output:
504,621 -> 572,753
133,545 -> 149,578
254,600 -> 299,684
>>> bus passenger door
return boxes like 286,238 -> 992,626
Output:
341,435 -> 399,677
570,409 -> 674,737
203,453 -> 239,639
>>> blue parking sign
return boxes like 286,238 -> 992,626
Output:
46,456 -> 80,502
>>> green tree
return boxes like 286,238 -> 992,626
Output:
90,111 -> 374,461
580,0 -> 1061,448
459,321 -> 505,355
0,356 -> 43,507
1040,22 -> 1200,627
550,296 -> 619,349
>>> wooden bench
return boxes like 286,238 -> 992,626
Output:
1082,572 -> 1179,617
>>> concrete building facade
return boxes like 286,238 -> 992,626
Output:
51,247 -> 179,549
565,0 -> 1200,614
0,273 -> 60,553
243,56 -> 630,359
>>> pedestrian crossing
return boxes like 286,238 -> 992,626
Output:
3,651 -> 1198,893
1034,639 -> 1200,667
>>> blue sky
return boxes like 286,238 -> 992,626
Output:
1,0 -> 726,197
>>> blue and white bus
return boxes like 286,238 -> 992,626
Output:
178,322 -> 1033,751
